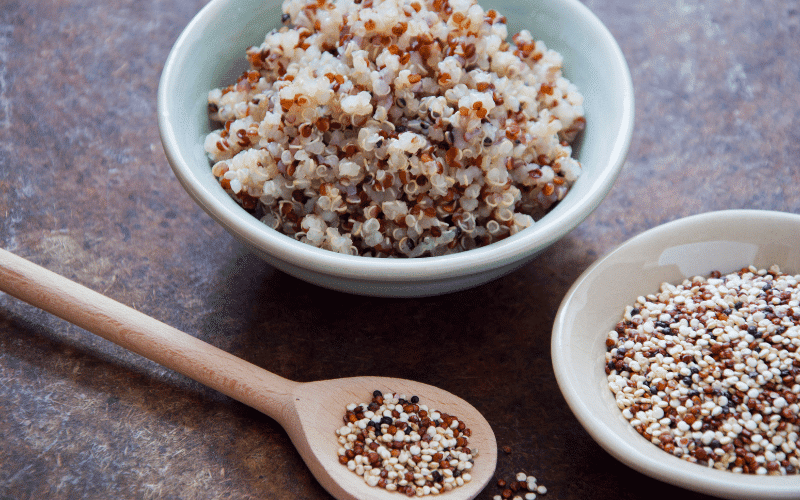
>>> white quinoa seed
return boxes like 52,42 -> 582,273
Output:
205,0 -> 585,257
606,265 -> 800,475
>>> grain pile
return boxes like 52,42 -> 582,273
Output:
205,0 -> 585,257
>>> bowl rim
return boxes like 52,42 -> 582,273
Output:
552,209 -> 800,499
157,0 -> 635,282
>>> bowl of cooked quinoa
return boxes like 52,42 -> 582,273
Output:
553,210 -> 800,499
158,0 -> 634,296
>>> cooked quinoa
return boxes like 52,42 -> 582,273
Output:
204,0 -> 586,257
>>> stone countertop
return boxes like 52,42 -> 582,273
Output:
0,0 -> 798,499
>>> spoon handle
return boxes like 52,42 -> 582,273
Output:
0,247 -> 298,421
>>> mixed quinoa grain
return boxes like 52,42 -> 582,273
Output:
493,472 -> 547,500
336,391 -> 475,495
606,266 -> 800,475
205,0 -> 585,257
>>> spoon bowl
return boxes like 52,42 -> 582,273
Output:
0,248 -> 497,500
290,377 -> 496,499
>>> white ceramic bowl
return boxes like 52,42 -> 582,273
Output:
157,0 -> 634,297
552,209 -> 800,499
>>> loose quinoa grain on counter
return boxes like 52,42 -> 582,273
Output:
204,0 -> 585,257
606,266 -> 800,475
493,472 -> 547,500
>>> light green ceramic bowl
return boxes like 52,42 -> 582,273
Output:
553,209 -> 800,499
157,0 -> 634,297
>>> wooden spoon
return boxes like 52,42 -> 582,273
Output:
0,248 -> 497,500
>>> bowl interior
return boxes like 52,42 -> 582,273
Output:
552,209 -> 800,499
157,0 -> 634,281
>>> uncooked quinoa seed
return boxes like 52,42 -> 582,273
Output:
336,391 -> 475,495
493,472 -> 547,500
606,265 -> 800,474
205,0 -> 585,257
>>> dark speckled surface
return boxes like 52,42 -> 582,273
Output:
1,0 -> 799,499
